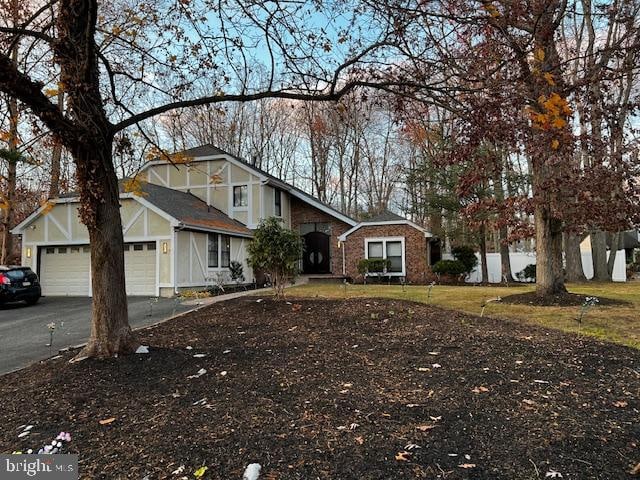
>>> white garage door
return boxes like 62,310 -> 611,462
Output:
40,246 -> 91,296
124,242 -> 157,296
39,242 -> 157,297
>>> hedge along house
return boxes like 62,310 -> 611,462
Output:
12,144 -> 357,297
338,211 -> 434,284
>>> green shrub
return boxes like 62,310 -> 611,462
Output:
432,259 -> 467,276
247,217 -> 303,298
229,260 -> 245,284
451,245 -> 478,274
357,258 -> 391,275
516,264 -> 536,281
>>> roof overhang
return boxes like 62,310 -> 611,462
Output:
338,220 -> 433,241
176,222 -> 253,238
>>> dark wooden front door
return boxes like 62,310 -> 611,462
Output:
303,231 -> 330,274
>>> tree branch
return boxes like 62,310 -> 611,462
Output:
113,80 -> 429,132
0,26 -> 55,45
0,52 -> 80,146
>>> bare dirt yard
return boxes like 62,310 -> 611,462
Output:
1,297 -> 638,479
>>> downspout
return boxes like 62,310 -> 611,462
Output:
342,239 -> 346,276
173,223 -> 185,295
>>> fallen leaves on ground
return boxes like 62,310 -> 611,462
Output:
395,451 -> 411,462
416,425 -> 436,432
472,386 -> 490,394
99,417 -> 116,425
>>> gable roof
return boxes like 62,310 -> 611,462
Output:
338,212 -> 432,241
12,180 -> 252,238
141,143 -> 357,227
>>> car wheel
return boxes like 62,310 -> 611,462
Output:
25,296 -> 40,305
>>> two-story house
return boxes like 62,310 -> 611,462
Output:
13,144 -> 432,297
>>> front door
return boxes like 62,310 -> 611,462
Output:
303,231 -> 330,274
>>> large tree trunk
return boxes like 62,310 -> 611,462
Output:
591,231 -> 609,281
74,142 -> 137,359
56,0 -> 136,359
535,205 -> 567,296
564,232 -> 587,282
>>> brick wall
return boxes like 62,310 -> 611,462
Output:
290,197 -> 352,274
342,224 -> 429,284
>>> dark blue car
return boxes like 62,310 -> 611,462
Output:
0,266 -> 41,306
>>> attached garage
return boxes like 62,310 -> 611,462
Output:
123,242 -> 157,296
38,242 -> 158,297
14,180 -> 253,298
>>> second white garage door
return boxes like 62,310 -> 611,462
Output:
39,242 -> 157,297
123,242 -> 157,296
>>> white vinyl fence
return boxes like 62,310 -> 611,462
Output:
443,251 -> 627,283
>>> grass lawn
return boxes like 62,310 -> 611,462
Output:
1,297 -> 638,479
288,281 -> 640,348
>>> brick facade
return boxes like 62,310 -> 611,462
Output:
290,197 -> 351,274
342,224 -> 429,284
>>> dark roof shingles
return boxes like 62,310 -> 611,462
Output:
127,181 -> 251,236
365,210 -> 408,223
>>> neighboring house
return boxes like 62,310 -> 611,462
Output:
12,144 -> 433,297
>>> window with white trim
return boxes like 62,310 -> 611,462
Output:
208,233 -> 232,268
365,237 -> 405,275
220,235 -> 231,267
386,241 -> 402,272
274,188 -> 282,216
233,185 -> 248,207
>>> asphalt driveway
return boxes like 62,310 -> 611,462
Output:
0,296 -> 193,374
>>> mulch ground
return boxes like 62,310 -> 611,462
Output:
501,291 -> 629,306
1,297 -> 639,479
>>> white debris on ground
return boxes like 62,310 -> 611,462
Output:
193,354 -> 206,358
545,470 -> 563,478
242,463 -> 261,480
187,368 -> 207,379
135,345 -> 150,354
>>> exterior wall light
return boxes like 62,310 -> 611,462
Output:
26,247 -> 32,258
162,242 -> 168,254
